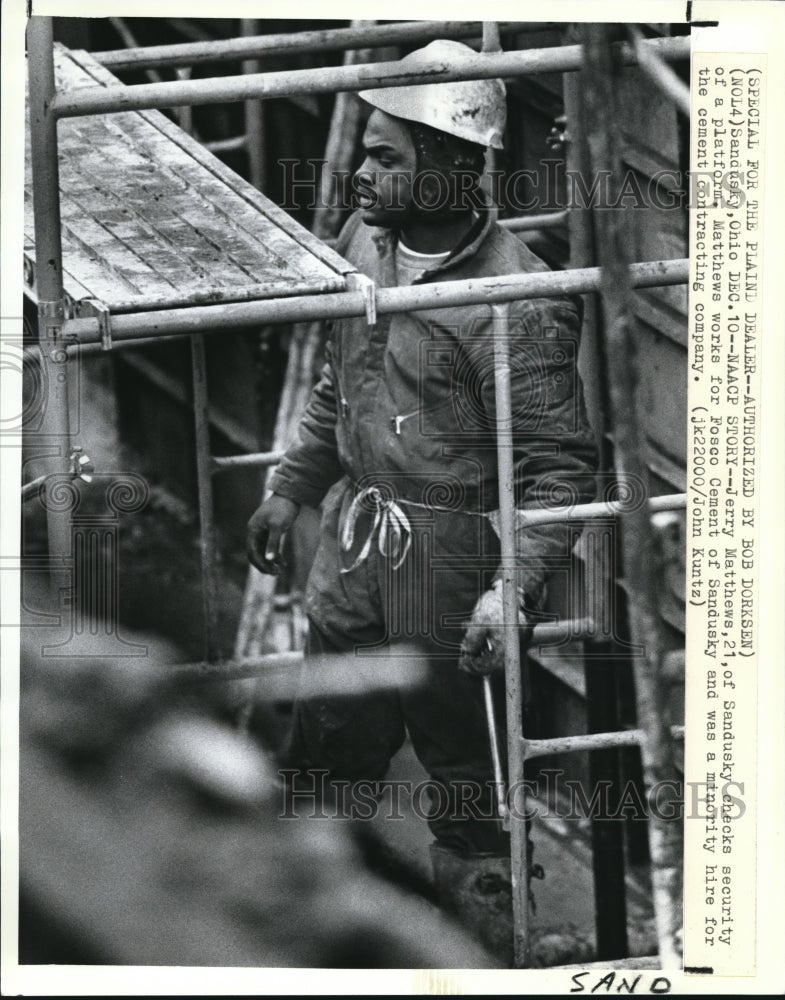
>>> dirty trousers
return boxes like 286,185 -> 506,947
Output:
285,478 -> 518,856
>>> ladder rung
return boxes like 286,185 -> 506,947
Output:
522,725 -> 684,760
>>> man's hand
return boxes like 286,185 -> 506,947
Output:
247,494 -> 300,575
458,581 -> 530,676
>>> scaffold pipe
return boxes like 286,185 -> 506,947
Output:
52,36 -> 690,119
522,725 -> 685,761
61,259 -> 689,345
94,21 -> 537,70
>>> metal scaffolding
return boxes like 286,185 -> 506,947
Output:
24,17 -> 689,969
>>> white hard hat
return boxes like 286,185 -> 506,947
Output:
358,39 -> 506,150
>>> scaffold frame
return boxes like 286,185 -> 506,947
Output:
24,16 -> 689,969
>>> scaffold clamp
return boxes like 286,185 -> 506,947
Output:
69,446 -> 94,484
347,272 -> 377,326
87,299 -> 113,350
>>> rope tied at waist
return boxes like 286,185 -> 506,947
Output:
340,485 -> 412,574
338,482 -> 507,574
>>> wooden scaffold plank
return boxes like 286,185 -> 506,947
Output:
24,45 -> 353,320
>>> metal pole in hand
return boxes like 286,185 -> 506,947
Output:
482,671 -> 510,832
491,301 -> 529,967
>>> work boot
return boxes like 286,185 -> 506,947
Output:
429,843 -> 514,967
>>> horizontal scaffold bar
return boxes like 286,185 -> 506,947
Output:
172,618 -> 596,685
21,475 -> 47,501
173,652 -> 305,686
512,492 -> 686,530
52,36 -> 690,119
61,258 -> 688,344
501,210 -> 569,232
212,451 -> 285,473
94,21 -> 539,71
522,725 -> 685,761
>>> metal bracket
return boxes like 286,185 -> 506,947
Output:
36,300 -> 67,348
86,299 -> 113,350
546,113 -> 570,154
97,303 -> 113,351
23,256 -> 35,290
37,299 -> 62,320
347,272 -> 377,326
69,446 -> 94,483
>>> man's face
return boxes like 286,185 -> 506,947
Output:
354,110 -> 417,228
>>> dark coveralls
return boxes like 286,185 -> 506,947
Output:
269,208 -> 598,854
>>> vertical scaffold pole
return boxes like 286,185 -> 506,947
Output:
312,20 -> 375,240
491,301 -> 529,968
563,47 -> 629,960
28,16 -> 73,605
482,21 -> 502,53
241,18 -> 265,191
482,23 -> 500,180
191,334 -> 220,662
579,24 -> 682,967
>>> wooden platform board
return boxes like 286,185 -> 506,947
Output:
24,45 -> 353,319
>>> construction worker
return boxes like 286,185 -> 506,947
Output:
247,40 -> 598,965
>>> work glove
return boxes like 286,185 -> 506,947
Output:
247,494 -> 300,575
458,579 -> 532,676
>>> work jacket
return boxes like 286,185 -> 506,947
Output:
269,209 -> 598,600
